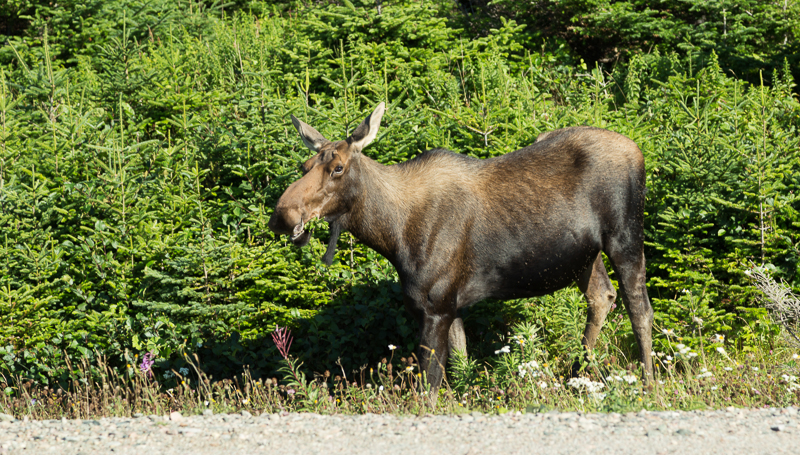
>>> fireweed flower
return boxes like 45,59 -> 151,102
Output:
139,352 -> 156,377
271,326 -> 293,359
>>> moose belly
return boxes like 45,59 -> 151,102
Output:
460,234 -> 599,305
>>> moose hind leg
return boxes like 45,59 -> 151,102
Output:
577,253 -> 617,352
607,246 -> 654,380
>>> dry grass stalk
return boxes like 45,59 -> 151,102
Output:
748,266 -> 800,347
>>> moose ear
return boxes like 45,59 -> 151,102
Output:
347,102 -> 385,152
291,115 -> 329,152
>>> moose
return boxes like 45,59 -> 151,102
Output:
268,102 -> 654,394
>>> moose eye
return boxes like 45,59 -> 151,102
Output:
333,165 -> 344,174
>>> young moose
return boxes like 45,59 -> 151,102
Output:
268,102 -> 654,394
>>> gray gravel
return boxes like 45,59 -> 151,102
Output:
1,407 -> 798,454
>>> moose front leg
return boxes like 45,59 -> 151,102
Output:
418,312 -> 455,402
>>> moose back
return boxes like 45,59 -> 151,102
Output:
268,103 -> 654,392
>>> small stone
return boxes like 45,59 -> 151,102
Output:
0,413 -> 15,422
470,411 -> 482,417
241,410 -> 252,418
771,425 -> 785,432
675,429 -> 693,436
133,413 -> 144,418
169,411 -> 183,421
203,409 -> 214,416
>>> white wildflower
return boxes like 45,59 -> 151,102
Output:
716,346 -> 726,355
711,386 -> 718,391
793,354 -> 799,360
204,401 -> 209,407
379,385 -> 384,391
724,367 -> 733,371
567,377 -> 605,394
692,316 -> 704,326
662,329 -> 675,336
528,360 -> 540,369
710,334 -> 725,343
495,345 -> 511,355
697,368 -> 713,379
752,367 -> 759,371
518,360 -> 540,378
622,375 -> 638,384
388,344 -> 396,351
538,381 -> 548,389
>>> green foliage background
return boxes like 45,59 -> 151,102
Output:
0,0 -> 798,385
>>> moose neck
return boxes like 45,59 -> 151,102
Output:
341,154 -> 410,264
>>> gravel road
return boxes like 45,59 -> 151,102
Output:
1,407 -> 798,454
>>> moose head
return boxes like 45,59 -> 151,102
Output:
268,103 -> 385,261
